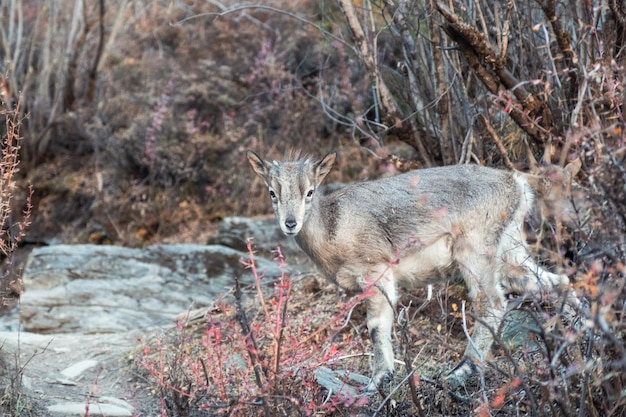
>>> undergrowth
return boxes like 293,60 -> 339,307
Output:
0,93 -> 34,416
137,235 -> 626,416
138,239 -> 374,416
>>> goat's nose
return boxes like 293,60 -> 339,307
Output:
284,218 -> 297,231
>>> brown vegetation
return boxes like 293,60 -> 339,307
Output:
1,0 -> 625,416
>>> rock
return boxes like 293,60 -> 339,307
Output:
313,366 -> 370,400
18,244 -> 281,334
0,330 -> 146,415
48,401 -> 133,416
207,216 -> 300,255
60,359 -> 99,380
207,216 -> 317,279
0,218 -> 309,415
55,378 -> 78,386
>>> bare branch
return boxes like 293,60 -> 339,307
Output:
86,0 -> 105,105
381,0 -> 434,166
610,0 -> 626,27
441,24 -> 549,142
175,3 -> 350,53
537,0 -> 580,94
499,0 -> 513,61
338,0 -> 402,129
434,1 -> 556,143
435,2 -> 543,113
427,0 -> 453,164
477,114 -> 515,170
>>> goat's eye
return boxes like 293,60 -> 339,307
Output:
306,189 -> 314,198
269,190 -> 276,199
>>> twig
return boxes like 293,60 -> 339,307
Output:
420,375 -> 474,404
338,0 -> 402,131
174,3 -> 351,53
233,272 -> 272,416
396,305 -> 425,417
371,368 -> 418,417
477,114 -> 515,170
460,300 -> 484,361
272,247 -> 290,377
459,123 -> 474,164
243,238 -> 270,321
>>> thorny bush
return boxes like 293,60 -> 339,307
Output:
139,240 -> 373,416
137,230 -> 626,416
0,93 -> 34,416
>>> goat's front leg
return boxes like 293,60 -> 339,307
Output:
360,270 -> 398,393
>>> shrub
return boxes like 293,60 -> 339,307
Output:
0,93 -> 34,416
138,240 -> 374,416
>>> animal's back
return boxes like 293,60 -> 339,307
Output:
323,164 -> 521,248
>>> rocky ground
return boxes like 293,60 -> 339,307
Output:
1,215 -> 557,416
0,217 -> 300,416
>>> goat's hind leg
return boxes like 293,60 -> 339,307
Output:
503,235 -> 580,316
446,251 -> 508,388
359,269 -> 398,393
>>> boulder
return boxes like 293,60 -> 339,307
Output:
206,216 -> 300,255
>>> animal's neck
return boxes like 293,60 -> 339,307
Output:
295,196 -> 324,254
294,196 -> 336,278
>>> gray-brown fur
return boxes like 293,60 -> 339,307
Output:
247,150 -> 577,392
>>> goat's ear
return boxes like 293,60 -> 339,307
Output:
564,157 -> 582,179
315,152 -> 336,184
246,150 -> 269,180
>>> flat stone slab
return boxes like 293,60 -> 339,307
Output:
48,401 -> 133,416
0,330 -> 151,416
60,359 -> 99,380
17,244 -> 281,333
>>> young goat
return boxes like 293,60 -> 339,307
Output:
247,150 -> 577,391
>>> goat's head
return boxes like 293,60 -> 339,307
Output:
247,151 -> 336,236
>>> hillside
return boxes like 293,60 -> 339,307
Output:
1,1 -> 625,416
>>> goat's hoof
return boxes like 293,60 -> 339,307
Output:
362,371 -> 393,395
444,359 -> 478,389
443,372 -> 466,390
362,381 -> 379,396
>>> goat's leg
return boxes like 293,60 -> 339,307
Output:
520,255 -> 581,323
359,270 -> 398,392
500,225 -> 580,314
447,252 -> 507,388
